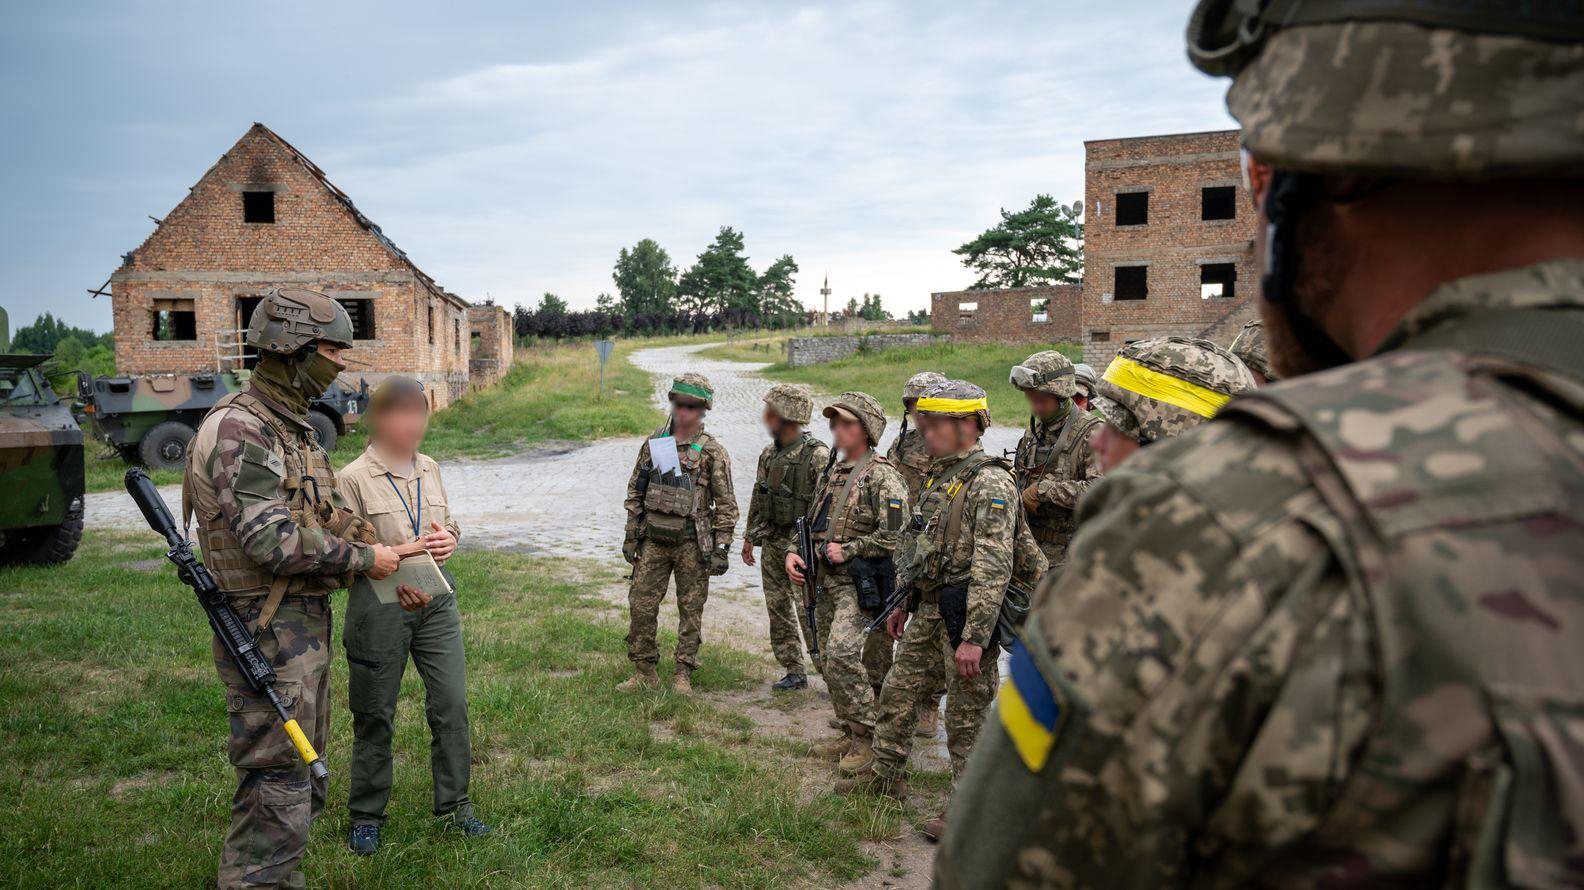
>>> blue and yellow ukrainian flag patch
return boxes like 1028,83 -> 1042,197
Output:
989,498 -> 1007,511
999,639 -> 1059,771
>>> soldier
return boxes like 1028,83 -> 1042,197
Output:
1008,350 -> 1102,568
938,4 -> 1584,887
785,392 -> 909,775
183,287 -> 402,889
1228,318 -> 1279,384
838,380 -> 1027,845
1070,363 -> 1097,412
885,370 -> 949,739
743,383 -> 829,691
619,373 -> 737,695
1087,336 -> 1255,474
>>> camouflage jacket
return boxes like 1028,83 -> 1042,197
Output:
745,433 -> 829,545
185,386 -> 374,596
886,424 -> 934,506
900,445 -> 1017,647
623,426 -> 737,555
787,451 -> 909,573
1012,404 -> 1102,545
936,260 -> 1584,889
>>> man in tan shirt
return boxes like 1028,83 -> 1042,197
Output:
336,377 -> 489,855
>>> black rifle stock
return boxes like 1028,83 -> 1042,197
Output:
124,468 -> 329,781
795,515 -> 819,657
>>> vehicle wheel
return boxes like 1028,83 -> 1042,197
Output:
306,410 -> 338,452
139,420 -> 196,471
0,499 -> 85,566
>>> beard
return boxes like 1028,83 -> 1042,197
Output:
1260,200 -> 1358,378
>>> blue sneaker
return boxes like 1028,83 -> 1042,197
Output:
446,809 -> 492,838
348,823 -> 380,856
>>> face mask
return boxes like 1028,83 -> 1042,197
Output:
297,351 -> 346,398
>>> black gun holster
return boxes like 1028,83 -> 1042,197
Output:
846,555 -> 895,616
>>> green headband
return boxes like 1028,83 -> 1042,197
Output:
670,381 -> 712,403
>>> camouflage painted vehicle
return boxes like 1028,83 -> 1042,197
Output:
0,307 -> 85,565
84,371 -> 367,470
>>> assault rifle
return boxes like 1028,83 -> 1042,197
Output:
794,493 -> 833,657
125,468 -> 330,781
863,582 -> 913,635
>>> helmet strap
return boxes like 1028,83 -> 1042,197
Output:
1263,169 -> 1353,371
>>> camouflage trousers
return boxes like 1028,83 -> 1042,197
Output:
213,595 -> 331,890
759,531 -> 809,674
813,583 -> 894,693
811,576 -> 877,730
871,599 -> 1000,783
627,538 -> 710,671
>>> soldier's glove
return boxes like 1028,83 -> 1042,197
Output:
1020,484 -> 1040,513
622,538 -> 639,564
710,547 -> 730,576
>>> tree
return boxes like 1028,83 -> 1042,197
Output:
12,312 -> 112,355
844,297 -> 859,317
953,194 -> 1083,289
538,293 -> 568,316
595,292 -> 616,311
857,293 -> 890,321
757,255 -> 800,327
612,239 -> 678,318
678,227 -> 757,323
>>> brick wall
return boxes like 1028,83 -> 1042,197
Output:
1079,129 -> 1258,366
930,285 -> 1080,343
107,124 -> 472,408
467,304 -> 514,388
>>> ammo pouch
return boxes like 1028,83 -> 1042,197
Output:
939,581 -> 1025,651
938,583 -> 972,649
642,473 -> 695,545
847,555 -> 896,616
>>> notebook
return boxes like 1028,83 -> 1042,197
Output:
368,551 -> 453,605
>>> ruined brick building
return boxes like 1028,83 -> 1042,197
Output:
932,129 -> 1258,367
107,123 -> 477,408
467,303 -> 515,389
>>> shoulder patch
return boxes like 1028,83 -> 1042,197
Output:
989,498 -> 1007,510
999,639 -> 1060,771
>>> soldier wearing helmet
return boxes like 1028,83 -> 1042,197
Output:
941,5 -> 1584,886
1228,319 -> 1278,385
839,381 -> 1042,847
785,392 -> 909,776
744,384 -> 829,691
619,373 -> 738,695
183,287 -> 402,888
1008,350 -> 1103,567
1070,362 -> 1098,411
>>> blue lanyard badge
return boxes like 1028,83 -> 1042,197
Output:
385,473 -> 422,538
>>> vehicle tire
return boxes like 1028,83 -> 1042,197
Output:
306,410 -> 338,452
0,499 -> 85,566
139,420 -> 196,471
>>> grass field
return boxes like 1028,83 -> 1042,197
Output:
759,341 -> 1082,410
0,531 -> 909,888
694,333 -> 795,364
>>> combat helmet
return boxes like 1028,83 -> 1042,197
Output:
763,383 -> 813,424
1228,320 -> 1278,383
1009,351 -> 1077,398
823,391 -> 887,446
902,371 -> 947,404
1072,363 -> 1098,400
668,373 -> 714,409
914,379 -> 990,431
246,287 -> 355,355
1094,337 -> 1255,444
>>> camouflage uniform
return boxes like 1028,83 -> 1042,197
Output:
1228,319 -> 1278,384
795,392 -> 909,737
745,385 -> 828,678
937,8 -> 1584,888
622,374 -> 737,685
1009,351 -> 1102,568
183,288 -> 374,890
886,372 -> 949,714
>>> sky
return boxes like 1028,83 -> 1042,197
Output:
0,0 -> 1234,333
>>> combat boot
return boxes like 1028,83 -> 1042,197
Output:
914,701 -> 939,738
771,672 -> 808,692
921,811 -> 947,843
837,723 -> 875,775
348,823 -> 380,856
810,727 -> 851,760
834,768 -> 908,800
826,715 -> 844,731
672,666 -> 694,696
616,663 -> 660,692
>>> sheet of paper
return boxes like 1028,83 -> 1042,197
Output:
369,551 -> 454,605
648,435 -> 681,477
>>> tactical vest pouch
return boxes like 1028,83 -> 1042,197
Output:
642,474 -> 695,545
847,555 -> 895,616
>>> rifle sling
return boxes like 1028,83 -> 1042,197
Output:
940,454 -> 1002,562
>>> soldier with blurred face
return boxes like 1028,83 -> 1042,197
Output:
744,384 -> 828,691
183,287 -> 401,889
1008,350 -> 1103,569
1228,318 -> 1278,385
1070,363 -> 1098,412
939,4 -> 1584,886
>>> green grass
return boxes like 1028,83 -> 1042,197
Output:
694,334 -> 797,364
759,341 -> 1082,407
0,532 -> 902,888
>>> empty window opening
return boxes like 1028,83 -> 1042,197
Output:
958,301 -> 978,321
427,305 -> 435,344
1201,263 -> 1237,299
1202,186 -> 1236,221
1091,330 -> 1111,343
235,295 -> 263,368
242,190 -> 275,224
1115,191 -> 1148,226
1031,298 -> 1049,324
1114,266 -> 1148,300
151,298 -> 197,341
338,299 -> 376,339
454,319 -> 462,355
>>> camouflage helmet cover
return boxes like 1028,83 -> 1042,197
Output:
246,287 -> 355,354
1187,3 -> 1584,177
668,372 -> 714,409
1094,336 -> 1256,444
902,371 -> 948,402
823,391 -> 887,446
763,383 -> 813,424
915,379 -> 991,431
1229,319 -> 1278,382
1072,362 -> 1099,399
1010,350 -> 1078,398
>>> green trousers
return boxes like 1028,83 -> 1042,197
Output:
344,579 -> 472,826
